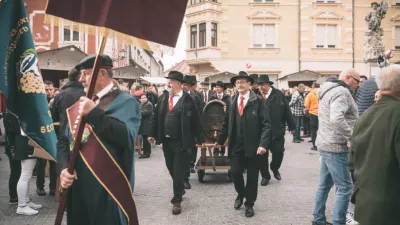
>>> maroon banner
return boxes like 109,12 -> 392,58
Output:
45,0 -> 187,48
67,102 -> 138,225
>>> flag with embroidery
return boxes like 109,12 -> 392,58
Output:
0,0 -> 57,161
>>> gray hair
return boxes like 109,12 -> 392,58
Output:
376,65 -> 400,95
298,83 -> 305,88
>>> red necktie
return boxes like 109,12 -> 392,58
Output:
238,96 -> 244,116
263,94 -> 267,100
168,94 -> 174,111
218,94 -> 221,99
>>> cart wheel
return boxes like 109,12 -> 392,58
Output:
227,169 -> 233,182
198,170 -> 205,182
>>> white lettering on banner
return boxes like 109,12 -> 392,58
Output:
245,63 -> 279,70
198,73 -> 214,79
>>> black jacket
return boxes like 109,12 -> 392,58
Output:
139,101 -> 153,135
150,90 -> 204,148
199,90 -> 215,104
146,92 -> 158,106
263,87 -> 295,152
218,90 -> 271,157
188,90 -> 204,114
210,92 -> 231,107
51,81 -> 85,138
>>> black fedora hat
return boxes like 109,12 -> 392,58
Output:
75,54 -> 113,71
257,74 -> 274,85
249,74 -> 259,84
183,75 -> 197,85
215,81 -> 225,89
230,71 -> 254,85
165,71 -> 184,82
200,81 -> 209,85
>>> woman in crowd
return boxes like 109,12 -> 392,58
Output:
138,93 -> 153,159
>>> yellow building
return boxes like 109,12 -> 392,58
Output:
185,0 -> 400,89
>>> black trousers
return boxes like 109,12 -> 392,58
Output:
36,159 -> 57,190
260,151 -> 284,180
303,116 -> 311,135
7,156 -> 21,199
310,114 -> 319,147
231,151 -> 260,207
162,138 -> 190,204
142,135 -> 151,156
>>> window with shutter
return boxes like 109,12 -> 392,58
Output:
264,25 -> 275,48
327,25 -> 337,48
316,25 -> 325,48
253,24 -> 263,48
395,27 -> 400,49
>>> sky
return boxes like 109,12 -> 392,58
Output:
162,21 -> 186,71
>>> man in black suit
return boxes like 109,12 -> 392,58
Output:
182,75 -> 203,189
149,71 -> 204,215
249,74 -> 261,96
257,75 -> 295,186
199,81 -> 214,104
217,71 -> 271,217
210,81 -> 230,156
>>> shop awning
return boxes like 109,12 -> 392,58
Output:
140,76 -> 167,85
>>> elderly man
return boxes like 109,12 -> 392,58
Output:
289,84 -> 305,143
349,65 -> 400,225
257,75 -> 295,185
59,54 -> 141,225
149,71 -> 204,215
311,69 -> 360,225
217,71 -> 271,217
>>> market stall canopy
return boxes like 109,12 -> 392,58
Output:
140,77 -> 167,85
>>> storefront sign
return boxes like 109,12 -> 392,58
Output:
245,63 -> 279,70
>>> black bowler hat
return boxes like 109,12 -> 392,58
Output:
75,54 -> 113,71
257,74 -> 274,85
249,74 -> 259,84
215,81 -> 225,89
200,81 -> 209,86
230,71 -> 254,85
183,75 -> 197,85
165,71 -> 184,82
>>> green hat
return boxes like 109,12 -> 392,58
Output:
183,75 -> 197,85
215,81 -> 225,89
75,54 -> 113,71
165,71 -> 184,82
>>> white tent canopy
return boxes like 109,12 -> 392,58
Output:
140,77 -> 167,85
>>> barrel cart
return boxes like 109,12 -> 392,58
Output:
195,99 -> 231,182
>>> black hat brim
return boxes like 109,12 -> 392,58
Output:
165,76 -> 185,83
258,81 -> 274,85
230,76 -> 254,85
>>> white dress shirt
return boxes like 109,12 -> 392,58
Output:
237,91 -> 250,108
171,90 -> 183,107
203,91 -> 209,102
216,92 -> 223,99
94,82 -> 114,104
263,87 -> 272,100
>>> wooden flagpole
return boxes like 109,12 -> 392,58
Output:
54,33 -> 108,225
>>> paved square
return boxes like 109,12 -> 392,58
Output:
0,134 -> 335,225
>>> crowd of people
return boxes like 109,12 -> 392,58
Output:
2,54 -> 399,225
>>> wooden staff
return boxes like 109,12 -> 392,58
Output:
54,34 -> 108,225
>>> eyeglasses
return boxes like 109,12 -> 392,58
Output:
350,76 -> 360,84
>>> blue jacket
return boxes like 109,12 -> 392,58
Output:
355,80 -> 378,116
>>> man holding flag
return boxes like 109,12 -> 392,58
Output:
58,54 -> 141,225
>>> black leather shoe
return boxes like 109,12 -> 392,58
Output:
190,167 -> 196,173
184,181 -> 191,189
36,189 -> 46,196
234,196 -> 243,209
245,207 -> 254,217
261,178 -> 269,186
139,154 -> 150,159
273,170 -> 281,180
310,146 -> 318,151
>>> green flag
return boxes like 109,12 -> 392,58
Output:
0,0 -> 57,160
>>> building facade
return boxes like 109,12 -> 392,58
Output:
185,0 -> 400,89
27,0 -> 163,87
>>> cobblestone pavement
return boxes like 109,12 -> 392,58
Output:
0,134 -> 336,225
